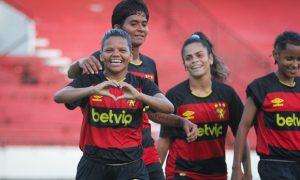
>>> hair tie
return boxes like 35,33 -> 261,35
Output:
191,34 -> 201,39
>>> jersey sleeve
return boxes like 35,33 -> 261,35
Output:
246,80 -> 265,110
228,88 -> 244,136
64,74 -> 94,110
91,51 -> 100,60
141,78 -> 161,96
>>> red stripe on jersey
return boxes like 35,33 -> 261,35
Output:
142,113 -> 150,128
263,92 -> 300,112
129,71 -> 155,82
81,126 -> 143,149
268,130 -> 300,150
256,111 -> 270,155
165,142 -> 177,180
142,146 -> 160,165
174,138 -> 225,160
176,102 -> 229,123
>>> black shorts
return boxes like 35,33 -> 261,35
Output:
76,155 -> 149,180
146,162 -> 165,180
258,159 -> 300,180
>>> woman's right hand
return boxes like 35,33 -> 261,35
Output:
79,56 -> 102,75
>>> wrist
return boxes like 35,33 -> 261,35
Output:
136,92 -> 143,101
232,164 -> 242,170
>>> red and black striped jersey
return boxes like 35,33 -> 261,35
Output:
247,72 -> 300,160
66,72 -> 161,164
92,51 -> 160,165
160,79 -> 243,179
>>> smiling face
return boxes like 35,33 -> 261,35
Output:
275,43 -> 300,81
101,36 -> 132,76
118,12 -> 148,48
182,42 -> 213,79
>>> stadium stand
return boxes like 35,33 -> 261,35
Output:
1,0 -> 299,150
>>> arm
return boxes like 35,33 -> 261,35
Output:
117,81 -> 174,114
54,86 -> 94,103
148,112 -> 198,142
54,81 -> 119,103
231,97 -> 257,180
137,93 -> 174,114
241,140 -> 252,180
157,137 -> 172,164
67,56 -> 102,79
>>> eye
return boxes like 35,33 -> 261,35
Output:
119,48 -> 128,53
130,22 -> 138,26
286,56 -> 294,61
196,53 -> 204,58
103,48 -> 113,53
142,22 -> 148,27
184,56 -> 192,61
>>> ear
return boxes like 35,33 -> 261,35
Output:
113,24 -> 121,29
100,54 -> 104,62
272,50 -> 279,64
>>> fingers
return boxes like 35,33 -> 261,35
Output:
80,56 -> 102,74
185,123 -> 198,143
90,56 -> 102,71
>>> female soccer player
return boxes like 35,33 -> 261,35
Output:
158,32 -> 252,180
54,29 -> 174,180
232,31 -> 300,180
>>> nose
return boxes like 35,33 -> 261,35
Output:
137,23 -> 146,32
111,49 -> 121,57
291,59 -> 300,69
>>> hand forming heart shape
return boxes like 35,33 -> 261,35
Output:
93,80 -> 140,101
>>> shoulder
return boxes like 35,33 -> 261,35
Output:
167,80 -> 189,96
140,53 -> 156,66
127,73 -> 154,85
248,73 -> 275,89
213,81 -> 236,94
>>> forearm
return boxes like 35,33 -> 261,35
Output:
54,86 -> 94,103
68,61 -> 82,79
232,121 -> 252,170
242,140 -> 252,177
138,93 -> 174,114
148,112 -> 184,127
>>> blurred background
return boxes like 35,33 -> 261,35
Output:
0,0 -> 299,179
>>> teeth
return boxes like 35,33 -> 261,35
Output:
111,59 -> 121,63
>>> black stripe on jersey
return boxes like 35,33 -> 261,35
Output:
175,156 -> 227,175
88,106 -> 143,128
84,145 -> 143,164
263,112 -> 300,131
264,145 -> 300,161
142,127 -> 155,148
175,121 -> 229,141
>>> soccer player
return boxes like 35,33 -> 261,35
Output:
54,29 -> 174,180
67,1 -> 197,179
158,32 -> 252,180
232,31 -> 300,180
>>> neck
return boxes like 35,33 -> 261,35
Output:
104,70 -> 127,82
131,47 -> 141,64
275,71 -> 295,86
189,74 -> 212,97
